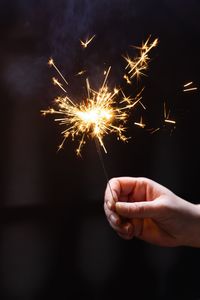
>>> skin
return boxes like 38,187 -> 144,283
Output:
104,177 -> 200,247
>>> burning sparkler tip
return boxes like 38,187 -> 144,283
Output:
42,36 -> 158,155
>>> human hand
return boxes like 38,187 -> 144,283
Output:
104,177 -> 200,247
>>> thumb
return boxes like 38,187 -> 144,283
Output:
115,201 -> 158,219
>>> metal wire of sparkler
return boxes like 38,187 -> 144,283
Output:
95,138 -> 115,202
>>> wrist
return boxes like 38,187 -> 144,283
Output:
186,204 -> 200,248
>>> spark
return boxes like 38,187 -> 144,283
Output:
164,119 -> 176,124
48,58 -> 68,85
52,77 -> 67,93
76,70 -> 87,76
183,87 -> 198,92
183,81 -> 198,92
134,116 -> 146,128
149,128 -> 160,134
80,34 -> 96,48
164,102 -> 176,125
123,74 -> 131,84
42,66 -> 142,156
43,37 -> 158,156
183,81 -> 193,87
124,37 -> 158,80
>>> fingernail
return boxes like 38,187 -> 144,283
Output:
107,201 -> 112,209
116,202 -> 122,209
110,214 -> 119,225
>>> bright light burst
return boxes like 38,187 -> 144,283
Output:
42,36 -> 157,156
42,63 -> 142,156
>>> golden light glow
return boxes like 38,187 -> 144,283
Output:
42,36 -> 158,155
42,66 -> 142,155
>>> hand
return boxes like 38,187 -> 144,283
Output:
104,177 -> 200,247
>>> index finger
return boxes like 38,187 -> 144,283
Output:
105,177 -> 149,204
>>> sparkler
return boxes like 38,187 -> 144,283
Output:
42,65 -> 143,156
42,36 -> 158,157
42,36 -> 159,202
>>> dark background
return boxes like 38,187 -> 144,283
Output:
1,0 -> 200,299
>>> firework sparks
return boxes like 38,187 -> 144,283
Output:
80,34 -> 96,48
76,70 -> 87,76
164,102 -> 176,124
183,87 -> 198,92
48,58 -> 68,85
124,37 -> 158,80
42,37 -> 158,156
149,128 -> 160,134
123,74 -> 131,85
183,81 -> 198,92
134,116 -> 146,128
42,65 -> 142,156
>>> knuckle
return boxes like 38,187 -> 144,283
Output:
134,202 -> 145,215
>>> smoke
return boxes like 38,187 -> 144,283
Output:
48,0 -> 138,71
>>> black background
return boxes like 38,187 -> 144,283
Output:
1,0 -> 200,299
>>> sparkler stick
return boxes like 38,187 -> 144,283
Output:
95,138 -> 115,201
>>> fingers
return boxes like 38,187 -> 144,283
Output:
116,201 -> 157,219
104,201 -> 134,239
105,177 -> 172,205
104,178 -> 120,205
104,201 -> 120,225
